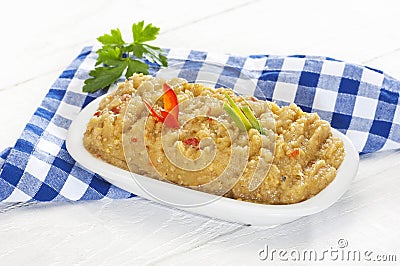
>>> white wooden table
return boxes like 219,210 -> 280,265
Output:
1,0 -> 399,265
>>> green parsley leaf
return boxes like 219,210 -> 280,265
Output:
83,63 -> 127,93
126,60 -> 149,78
97,28 -> 125,46
96,47 -> 123,66
142,44 -> 168,66
132,21 -> 160,43
83,21 -> 167,93
127,43 -> 147,58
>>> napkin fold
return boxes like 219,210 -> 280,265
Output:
1,46 -> 399,203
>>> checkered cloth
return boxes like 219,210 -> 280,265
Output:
1,46 -> 399,203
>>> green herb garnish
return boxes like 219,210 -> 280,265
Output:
224,102 -> 249,131
83,21 -> 168,93
241,105 -> 266,135
224,93 -> 265,135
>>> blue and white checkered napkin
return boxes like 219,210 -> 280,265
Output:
1,46 -> 400,203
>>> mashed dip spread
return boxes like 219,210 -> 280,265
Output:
83,73 -> 345,204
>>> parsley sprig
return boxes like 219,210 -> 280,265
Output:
83,21 -> 168,93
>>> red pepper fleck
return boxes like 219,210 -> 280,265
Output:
94,111 -> 101,117
208,117 -> 214,123
111,106 -> 120,115
289,148 -> 300,158
183,137 -> 200,148
251,97 -> 257,102
131,137 -> 138,143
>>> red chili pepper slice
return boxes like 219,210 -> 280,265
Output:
161,110 -> 180,128
163,83 -> 179,119
142,83 -> 180,128
143,99 -> 165,122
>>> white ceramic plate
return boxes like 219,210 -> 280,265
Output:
66,94 -> 359,227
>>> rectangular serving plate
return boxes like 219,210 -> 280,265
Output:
66,95 -> 359,227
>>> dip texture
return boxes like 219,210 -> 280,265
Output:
83,73 -> 345,204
